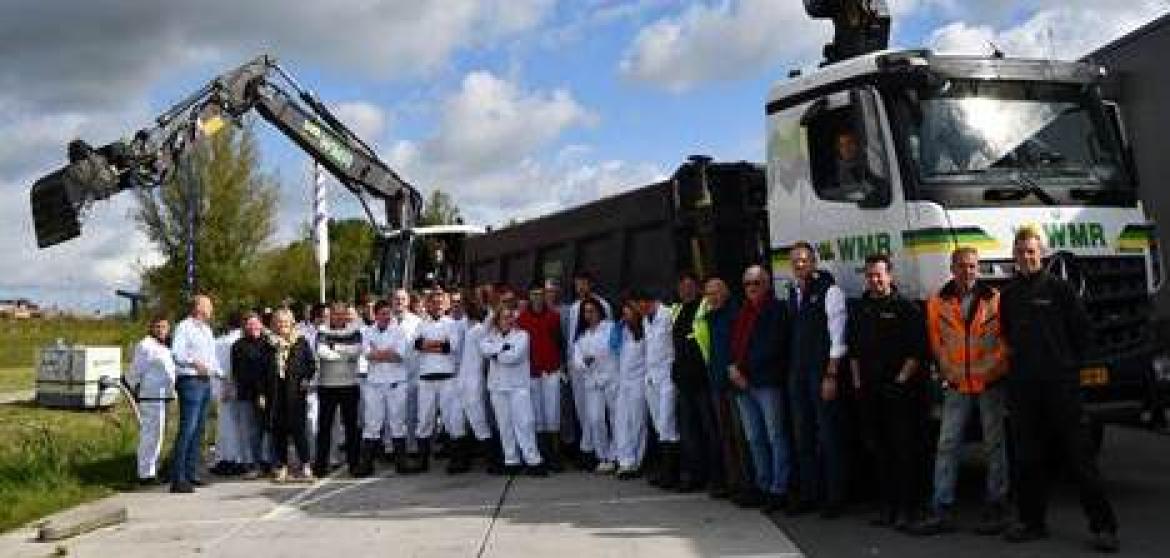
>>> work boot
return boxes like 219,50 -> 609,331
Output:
909,506 -> 956,536
392,438 -> 411,475
657,442 -> 681,491
447,437 -> 471,475
1003,522 -> 1049,543
540,433 -> 565,473
415,438 -> 432,473
973,502 -> 1009,536
353,440 -> 376,478
483,438 -> 505,475
1090,530 -> 1120,553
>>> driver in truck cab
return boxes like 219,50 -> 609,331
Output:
828,128 -> 875,202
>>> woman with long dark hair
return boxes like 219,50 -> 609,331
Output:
570,298 -> 619,474
613,298 -> 649,479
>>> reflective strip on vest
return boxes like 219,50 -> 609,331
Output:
927,290 -> 1008,394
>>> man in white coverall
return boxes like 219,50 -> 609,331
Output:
127,315 -> 176,484
412,289 -> 466,473
636,289 -> 681,489
359,300 -> 410,475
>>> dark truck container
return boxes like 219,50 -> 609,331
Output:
464,157 -> 769,302
1086,14 -> 1170,427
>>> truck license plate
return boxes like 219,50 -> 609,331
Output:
1080,367 -> 1109,386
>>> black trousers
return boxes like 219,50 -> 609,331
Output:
862,383 -> 927,518
316,385 -> 361,470
678,385 -> 725,486
1009,378 -> 1118,533
272,390 -> 309,466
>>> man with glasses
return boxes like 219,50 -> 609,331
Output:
727,266 -> 792,513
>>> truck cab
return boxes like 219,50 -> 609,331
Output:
766,49 -> 1163,424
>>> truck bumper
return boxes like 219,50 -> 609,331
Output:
1082,343 -> 1168,423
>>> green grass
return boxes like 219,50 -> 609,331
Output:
0,401 -> 143,533
0,367 -> 34,394
0,317 -> 142,370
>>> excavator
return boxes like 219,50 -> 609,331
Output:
29,54 -> 423,295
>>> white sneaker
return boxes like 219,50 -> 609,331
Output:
595,460 -> 616,474
273,466 -> 289,484
300,465 -> 316,483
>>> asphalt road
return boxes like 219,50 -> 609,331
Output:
768,424 -> 1170,557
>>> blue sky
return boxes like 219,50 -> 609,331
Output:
1,0 -> 1167,313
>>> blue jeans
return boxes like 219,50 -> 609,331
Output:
932,383 -> 1008,510
171,376 -> 212,485
789,365 -> 844,505
735,386 -> 790,495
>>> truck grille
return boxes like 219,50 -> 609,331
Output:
982,255 -> 1151,357
1078,255 -> 1151,355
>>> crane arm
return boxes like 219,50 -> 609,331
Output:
30,54 -> 421,249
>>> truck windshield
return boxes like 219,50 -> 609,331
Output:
901,80 -> 1131,193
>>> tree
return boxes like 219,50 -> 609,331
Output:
419,189 -> 462,227
133,123 -> 278,317
324,218 -> 376,301
411,189 -> 463,287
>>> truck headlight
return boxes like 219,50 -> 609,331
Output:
1153,354 -> 1170,384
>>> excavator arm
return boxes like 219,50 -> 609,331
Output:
30,54 -> 422,252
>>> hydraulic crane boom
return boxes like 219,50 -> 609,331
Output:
29,54 -> 422,267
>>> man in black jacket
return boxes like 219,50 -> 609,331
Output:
672,272 -> 724,494
848,253 -> 928,530
1000,227 -> 1119,553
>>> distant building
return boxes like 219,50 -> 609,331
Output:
0,298 -> 43,319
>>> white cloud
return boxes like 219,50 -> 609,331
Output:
331,101 -> 390,145
928,2 -> 1169,59
618,0 -> 828,91
393,71 -> 597,180
383,73 -> 662,228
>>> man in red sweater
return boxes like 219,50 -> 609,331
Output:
517,281 -> 566,472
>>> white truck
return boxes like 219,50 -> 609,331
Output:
767,3 -> 1166,435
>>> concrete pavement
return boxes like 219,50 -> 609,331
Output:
0,469 -> 801,558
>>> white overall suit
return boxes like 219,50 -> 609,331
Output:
128,335 -> 176,479
481,327 -> 542,466
571,320 -> 619,463
643,303 -> 679,442
362,322 -> 410,440
614,324 -> 649,471
459,321 -> 493,441
565,296 -> 612,454
413,314 -> 466,439
213,329 -> 243,464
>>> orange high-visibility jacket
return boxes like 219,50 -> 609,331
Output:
926,280 -> 1009,394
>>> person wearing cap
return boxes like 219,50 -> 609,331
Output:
517,281 -> 566,472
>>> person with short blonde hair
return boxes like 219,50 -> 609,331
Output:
999,230 -> 1119,551
263,308 -> 317,483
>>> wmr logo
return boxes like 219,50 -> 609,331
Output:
1041,222 -> 1107,249
823,232 -> 892,262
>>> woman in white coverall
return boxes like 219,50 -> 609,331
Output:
613,299 -> 649,479
480,304 -> 547,476
128,315 -> 176,484
571,298 -> 619,474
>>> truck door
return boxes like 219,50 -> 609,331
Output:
797,86 -> 909,297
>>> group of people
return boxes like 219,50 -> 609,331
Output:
126,226 -> 1120,553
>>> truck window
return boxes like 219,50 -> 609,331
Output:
804,90 -> 890,206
